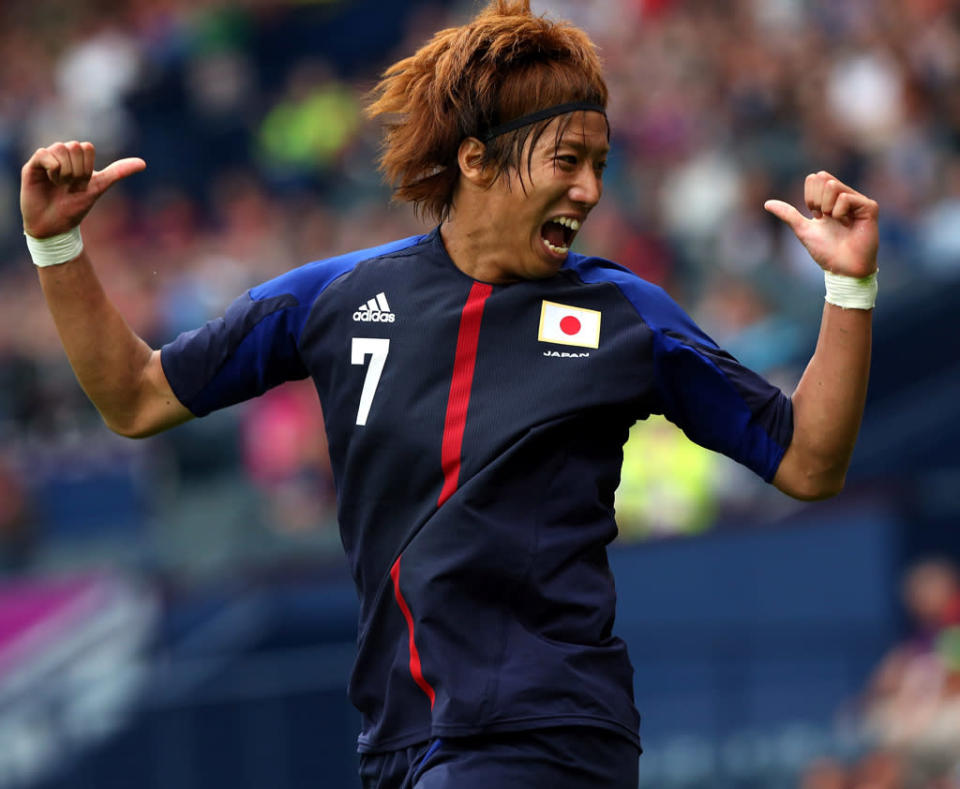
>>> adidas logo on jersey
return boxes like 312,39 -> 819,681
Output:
353,292 -> 396,323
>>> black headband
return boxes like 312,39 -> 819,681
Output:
481,101 -> 607,142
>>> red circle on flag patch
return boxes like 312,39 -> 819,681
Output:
560,315 -> 581,336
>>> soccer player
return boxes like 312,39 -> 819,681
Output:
20,1 -> 878,786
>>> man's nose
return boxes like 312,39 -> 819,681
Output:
569,168 -> 602,208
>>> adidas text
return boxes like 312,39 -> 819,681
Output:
353,310 -> 396,323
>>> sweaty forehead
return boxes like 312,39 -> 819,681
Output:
549,111 -> 610,153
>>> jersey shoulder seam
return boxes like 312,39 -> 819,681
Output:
563,255 -> 663,331
253,234 -> 430,351
566,253 -> 719,349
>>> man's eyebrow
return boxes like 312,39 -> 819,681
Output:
557,137 -> 610,157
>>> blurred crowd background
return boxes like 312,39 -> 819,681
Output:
0,0 -> 958,787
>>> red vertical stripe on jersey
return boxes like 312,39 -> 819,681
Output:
390,554 -> 436,708
437,282 -> 493,507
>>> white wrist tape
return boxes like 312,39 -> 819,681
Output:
824,269 -> 877,310
24,227 -> 84,268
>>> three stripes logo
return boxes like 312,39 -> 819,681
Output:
353,292 -> 396,323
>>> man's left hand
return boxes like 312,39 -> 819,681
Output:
764,171 -> 879,278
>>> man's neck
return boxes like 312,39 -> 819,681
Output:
440,210 -> 519,285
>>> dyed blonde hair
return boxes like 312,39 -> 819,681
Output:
367,0 -> 608,222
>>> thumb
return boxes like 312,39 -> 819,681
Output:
92,157 -> 147,192
763,199 -> 807,234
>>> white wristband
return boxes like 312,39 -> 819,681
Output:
824,269 -> 877,310
24,227 -> 84,268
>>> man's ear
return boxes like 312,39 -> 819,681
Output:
457,137 -> 495,187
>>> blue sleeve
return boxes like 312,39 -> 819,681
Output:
160,236 -> 424,417
650,329 -> 793,482
576,258 -> 793,482
160,289 -> 312,417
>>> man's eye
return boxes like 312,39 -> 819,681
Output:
556,155 -> 578,166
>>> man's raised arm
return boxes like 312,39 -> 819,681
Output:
765,171 -> 878,501
21,141 -> 193,438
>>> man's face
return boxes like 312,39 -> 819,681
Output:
478,111 -> 609,282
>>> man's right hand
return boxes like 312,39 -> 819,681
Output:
20,141 -> 146,239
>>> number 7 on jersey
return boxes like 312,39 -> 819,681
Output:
351,337 -> 390,426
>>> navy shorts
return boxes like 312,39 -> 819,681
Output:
359,727 -> 640,789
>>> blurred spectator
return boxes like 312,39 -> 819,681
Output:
257,60 -> 362,190
240,380 -> 336,536
826,48 -> 905,153
857,558 -> 960,784
615,416 -> 721,538
920,157 -> 960,275
848,749 -> 910,789
800,757 -> 849,789
0,455 -> 31,572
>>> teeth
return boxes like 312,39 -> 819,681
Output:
554,217 -> 581,231
543,238 -> 569,255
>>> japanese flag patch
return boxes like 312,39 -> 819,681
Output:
538,300 -> 602,348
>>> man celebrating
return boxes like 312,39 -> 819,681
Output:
21,1 -> 877,786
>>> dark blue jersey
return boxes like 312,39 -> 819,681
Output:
161,227 -> 793,752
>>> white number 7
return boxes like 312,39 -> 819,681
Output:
351,337 -> 390,426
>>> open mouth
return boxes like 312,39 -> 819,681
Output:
540,216 -> 581,256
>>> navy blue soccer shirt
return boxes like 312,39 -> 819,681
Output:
161,227 -> 793,752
